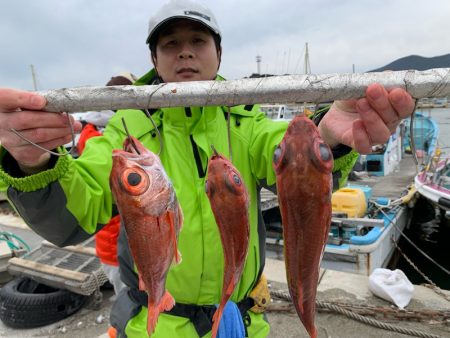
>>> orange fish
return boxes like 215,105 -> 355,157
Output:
109,136 -> 183,336
205,147 -> 250,338
273,115 -> 333,338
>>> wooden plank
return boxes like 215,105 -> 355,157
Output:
8,257 -> 88,282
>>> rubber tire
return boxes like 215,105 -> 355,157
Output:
0,276 -> 88,328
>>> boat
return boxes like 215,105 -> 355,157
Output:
361,123 -> 403,176
259,104 -> 296,121
321,183 -> 415,275
403,111 -> 439,164
414,155 -> 450,211
262,119 -> 419,276
362,111 -> 439,177
263,179 -> 416,276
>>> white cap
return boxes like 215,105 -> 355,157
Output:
146,0 -> 221,45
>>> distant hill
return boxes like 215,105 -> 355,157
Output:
370,53 -> 450,72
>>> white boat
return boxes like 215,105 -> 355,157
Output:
263,176 -> 416,276
322,184 -> 414,275
259,104 -> 295,121
414,157 -> 450,211
262,117 -> 417,276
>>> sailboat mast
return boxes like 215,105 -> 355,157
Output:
30,64 -> 38,91
304,43 -> 311,75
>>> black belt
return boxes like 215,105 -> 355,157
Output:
129,289 -> 254,337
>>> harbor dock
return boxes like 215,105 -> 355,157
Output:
0,145 -> 447,338
265,258 -> 450,338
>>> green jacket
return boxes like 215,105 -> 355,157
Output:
0,69 -> 358,337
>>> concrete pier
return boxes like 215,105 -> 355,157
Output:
264,257 -> 449,338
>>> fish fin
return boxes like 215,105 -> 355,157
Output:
138,274 -> 146,291
167,210 -> 182,264
146,291 -> 175,336
172,250 -> 182,265
177,203 -> 184,231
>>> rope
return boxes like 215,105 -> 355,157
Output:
374,205 -> 450,276
373,204 -> 449,302
391,237 -> 450,303
270,290 -> 446,338
0,231 -> 31,252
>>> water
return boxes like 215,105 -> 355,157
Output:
392,107 -> 450,290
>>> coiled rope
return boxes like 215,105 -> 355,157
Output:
270,290 -> 446,338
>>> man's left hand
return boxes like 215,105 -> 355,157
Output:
318,83 -> 415,154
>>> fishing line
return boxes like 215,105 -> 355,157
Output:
409,99 -> 419,168
225,106 -> 233,162
10,112 -> 76,156
143,108 -> 163,156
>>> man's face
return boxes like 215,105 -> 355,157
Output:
153,19 -> 220,82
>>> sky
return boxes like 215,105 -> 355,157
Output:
1,0 -> 450,91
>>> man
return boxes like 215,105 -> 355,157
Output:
0,0 -> 414,337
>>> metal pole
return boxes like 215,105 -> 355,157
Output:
40,68 -> 450,112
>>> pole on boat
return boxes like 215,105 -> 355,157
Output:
39,68 -> 450,113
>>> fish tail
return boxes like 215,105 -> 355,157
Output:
211,281 -> 235,338
146,291 -> 175,336
211,302 -> 224,338
306,324 -> 318,338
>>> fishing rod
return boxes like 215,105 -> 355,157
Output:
39,68 -> 450,112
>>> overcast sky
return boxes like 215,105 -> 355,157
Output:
1,0 -> 449,91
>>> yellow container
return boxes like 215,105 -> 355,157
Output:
331,188 -> 367,218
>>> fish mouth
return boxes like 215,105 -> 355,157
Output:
112,149 -> 128,158
112,149 -> 152,163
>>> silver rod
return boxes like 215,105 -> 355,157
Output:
40,68 -> 450,112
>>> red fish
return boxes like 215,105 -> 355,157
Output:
272,115 -> 333,338
205,147 -> 250,338
109,136 -> 183,336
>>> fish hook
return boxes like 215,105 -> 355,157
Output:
10,112 -> 76,156
121,117 -> 140,155
143,108 -> 163,156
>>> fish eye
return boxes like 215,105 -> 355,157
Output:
232,173 -> 241,185
318,143 -> 331,161
127,172 -> 142,186
273,146 -> 282,164
121,168 -> 150,196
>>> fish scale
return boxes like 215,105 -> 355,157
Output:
109,136 -> 183,336
205,148 -> 250,338
273,115 -> 333,338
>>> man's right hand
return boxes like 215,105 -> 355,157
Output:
0,88 -> 82,174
